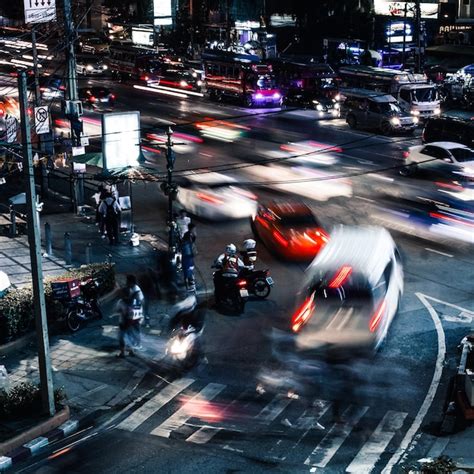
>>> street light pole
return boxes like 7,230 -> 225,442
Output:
165,127 -> 176,251
415,0 -> 422,73
18,71 -> 56,417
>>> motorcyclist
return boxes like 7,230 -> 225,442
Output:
240,239 -> 257,271
167,294 -> 204,333
213,243 -> 244,299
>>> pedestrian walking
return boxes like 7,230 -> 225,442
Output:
94,184 -> 108,239
176,209 -> 191,239
117,275 -> 145,358
181,224 -> 196,291
98,191 -> 121,245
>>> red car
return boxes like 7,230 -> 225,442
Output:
251,202 -> 329,261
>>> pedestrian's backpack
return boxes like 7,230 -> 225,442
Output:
222,255 -> 239,276
105,199 -> 118,219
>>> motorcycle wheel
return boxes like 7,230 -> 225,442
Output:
66,309 -> 83,332
253,278 -> 271,299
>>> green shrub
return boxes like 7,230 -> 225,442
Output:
0,263 -> 115,344
0,382 -> 66,420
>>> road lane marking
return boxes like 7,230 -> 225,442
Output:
304,405 -> 369,468
117,378 -> 194,432
354,196 -> 376,203
346,410 -> 408,473
257,396 -> 293,424
151,383 -> 225,438
425,248 -> 453,258
382,293 -> 446,473
186,425 -> 222,444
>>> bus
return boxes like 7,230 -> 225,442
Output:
338,65 -> 441,119
202,51 -> 282,108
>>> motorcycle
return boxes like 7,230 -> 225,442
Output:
212,269 -> 249,313
166,325 -> 202,370
239,268 -> 274,299
65,278 -> 102,332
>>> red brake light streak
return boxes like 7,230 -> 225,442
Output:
328,266 -> 352,288
292,292 -> 316,332
369,299 -> 386,333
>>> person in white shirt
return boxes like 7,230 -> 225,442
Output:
176,209 -> 191,239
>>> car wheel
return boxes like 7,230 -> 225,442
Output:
66,309 -> 82,332
399,164 -> 416,177
347,115 -> 357,129
381,121 -> 392,135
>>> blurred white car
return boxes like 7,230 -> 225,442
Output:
177,172 -> 258,220
245,164 -> 352,201
265,140 -> 341,167
76,60 -> 108,75
290,226 -> 404,356
143,132 -> 199,155
401,141 -> 474,178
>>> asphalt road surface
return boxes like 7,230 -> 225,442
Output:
18,77 -> 474,474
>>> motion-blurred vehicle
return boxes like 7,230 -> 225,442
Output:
76,59 -> 108,75
422,117 -> 474,149
246,164 -> 353,201
176,172 -> 257,220
38,75 -> 65,99
156,68 -> 203,92
251,202 -> 329,261
79,37 -> 109,54
341,88 -> 418,135
400,142 -> 474,179
373,187 -> 474,245
78,87 -> 115,108
270,140 -> 341,167
289,226 -> 403,357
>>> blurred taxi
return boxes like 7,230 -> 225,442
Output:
290,226 -> 403,358
251,202 -> 328,260
177,172 -> 257,220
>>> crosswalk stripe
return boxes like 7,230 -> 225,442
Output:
295,400 -> 331,431
346,410 -> 408,473
257,396 -> 293,424
304,405 -> 369,468
186,425 -> 222,444
117,378 -> 195,432
151,383 -> 225,438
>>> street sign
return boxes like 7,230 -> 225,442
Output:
34,106 -> 50,135
80,136 -> 89,147
5,116 -> 18,143
24,0 -> 57,24
72,146 -> 85,156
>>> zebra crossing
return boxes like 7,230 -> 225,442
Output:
116,377 -> 410,473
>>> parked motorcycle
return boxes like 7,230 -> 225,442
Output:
65,278 -> 102,332
212,270 -> 249,313
239,268 -> 274,299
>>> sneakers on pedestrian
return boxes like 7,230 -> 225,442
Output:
116,352 -> 125,358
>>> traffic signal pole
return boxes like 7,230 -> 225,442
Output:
18,71 -> 56,417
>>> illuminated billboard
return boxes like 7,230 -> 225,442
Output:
375,1 -> 438,19
132,27 -> 154,46
154,0 -> 172,26
102,111 -> 141,170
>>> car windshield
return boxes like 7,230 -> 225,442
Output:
279,214 -> 319,227
379,102 -> 402,114
411,87 -> 438,102
257,75 -> 276,90
451,148 -> 474,163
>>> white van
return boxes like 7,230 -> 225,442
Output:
290,226 -> 404,358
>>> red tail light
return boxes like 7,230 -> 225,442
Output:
59,85 -> 66,91
39,87 -> 46,92
291,292 -> 316,333
402,151 -> 410,159
110,94 -> 116,99
196,193 -> 223,205
237,280 -> 247,287
89,95 -> 97,102
369,299 -> 386,333
328,266 -> 352,289
272,230 -> 288,247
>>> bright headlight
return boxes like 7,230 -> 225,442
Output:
413,116 -> 419,124
334,103 -> 340,110
180,80 -> 188,87
316,104 -> 324,111
411,110 -> 420,116
434,108 -> 441,115
102,64 -> 108,70
86,64 -> 94,71
390,117 -> 401,126
197,80 -> 202,86
335,93 -> 341,101
192,72 -> 197,77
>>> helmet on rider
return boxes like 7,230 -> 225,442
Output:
225,243 -> 237,256
243,239 -> 256,251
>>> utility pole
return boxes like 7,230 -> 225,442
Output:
63,0 -> 81,146
165,127 -> 177,250
402,1 -> 408,68
414,0 -> 422,73
18,71 -> 56,417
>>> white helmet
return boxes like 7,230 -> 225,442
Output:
225,243 -> 237,255
243,239 -> 256,251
